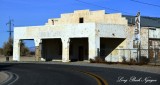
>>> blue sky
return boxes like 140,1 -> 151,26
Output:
0,0 -> 160,48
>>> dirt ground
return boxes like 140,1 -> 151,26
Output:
0,55 -> 35,62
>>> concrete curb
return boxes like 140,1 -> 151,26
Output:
0,71 -> 9,84
0,71 -> 19,85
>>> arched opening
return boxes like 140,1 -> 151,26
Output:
20,39 -> 35,61
42,38 -> 62,61
69,38 -> 88,62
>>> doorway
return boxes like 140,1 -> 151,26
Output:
69,38 -> 88,61
42,38 -> 62,61
78,46 -> 84,61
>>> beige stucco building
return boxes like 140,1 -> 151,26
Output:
13,9 -> 160,62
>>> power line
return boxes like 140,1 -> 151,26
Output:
75,0 -> 160,24
130,0 -> 160,8
75,0 -> 133,15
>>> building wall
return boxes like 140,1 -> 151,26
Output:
46,9 -> 127,25
13,23 -> 127,62
13,10 -> 133,62
14,23 -> 96,40
104,26 -> 160,62
14,9 -> 160,62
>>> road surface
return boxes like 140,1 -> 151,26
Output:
0,63 -> 160,85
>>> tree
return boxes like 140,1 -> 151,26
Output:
20,41 -> 30,56
3,38 -> 30,56
0,48 -> 3,55
3,38 -> 13,56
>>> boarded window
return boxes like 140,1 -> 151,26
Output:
79,17 -> 84,23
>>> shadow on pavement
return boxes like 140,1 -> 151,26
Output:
0,63 -> 13,71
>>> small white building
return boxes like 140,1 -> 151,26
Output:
13,10 -> 160,62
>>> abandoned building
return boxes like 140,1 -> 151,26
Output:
13,9 -> 160,62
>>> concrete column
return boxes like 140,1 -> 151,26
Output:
13,39 -> 20,61
34,39 -> 42,61
89,37 -> 100,60
62,38 -> 70,62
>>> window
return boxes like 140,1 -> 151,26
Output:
79,17 -> 84,23
52,20 -> 54,25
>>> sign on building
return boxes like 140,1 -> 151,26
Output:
134,12 -> 141,41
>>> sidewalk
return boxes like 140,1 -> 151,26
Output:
0,71 -> 9,85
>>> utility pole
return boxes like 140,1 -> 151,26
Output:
6,18 -> 14,39
5,18 -> 14,61
135,12 -> 141,63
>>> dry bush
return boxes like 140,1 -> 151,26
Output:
139,56 -> 149,65
128,58 -> 136,65
3,38 -> 13,56
90,56 -> 105,63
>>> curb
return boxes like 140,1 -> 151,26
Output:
0,71 -> 19,85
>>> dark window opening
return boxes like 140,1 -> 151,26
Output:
79,18 -> 84,23
52,20 -> 54,25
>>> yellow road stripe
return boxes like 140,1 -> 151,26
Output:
81,71 -> 101,85
71,69 -> 108,85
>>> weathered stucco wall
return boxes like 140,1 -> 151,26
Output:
97,24 -> 127,38
46,9 -> 127,25
149,28 -> 160,39
13,9 -> 128,62
17,9 -> 160,63
105,26 -> 160,62
14,23 -> 96,40
13,22 -> 127,62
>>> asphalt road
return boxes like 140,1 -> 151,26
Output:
0,63 -> 160,85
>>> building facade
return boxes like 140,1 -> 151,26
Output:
13,10 -> 160,62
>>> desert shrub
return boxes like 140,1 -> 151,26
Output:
90,56 -> 104,63
128,58 -> 136,65
139,56 -> 149,65
90,58 -> 95,63
122,56 -> 126,64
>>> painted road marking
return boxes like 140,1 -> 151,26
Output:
71,69 -> 108,85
